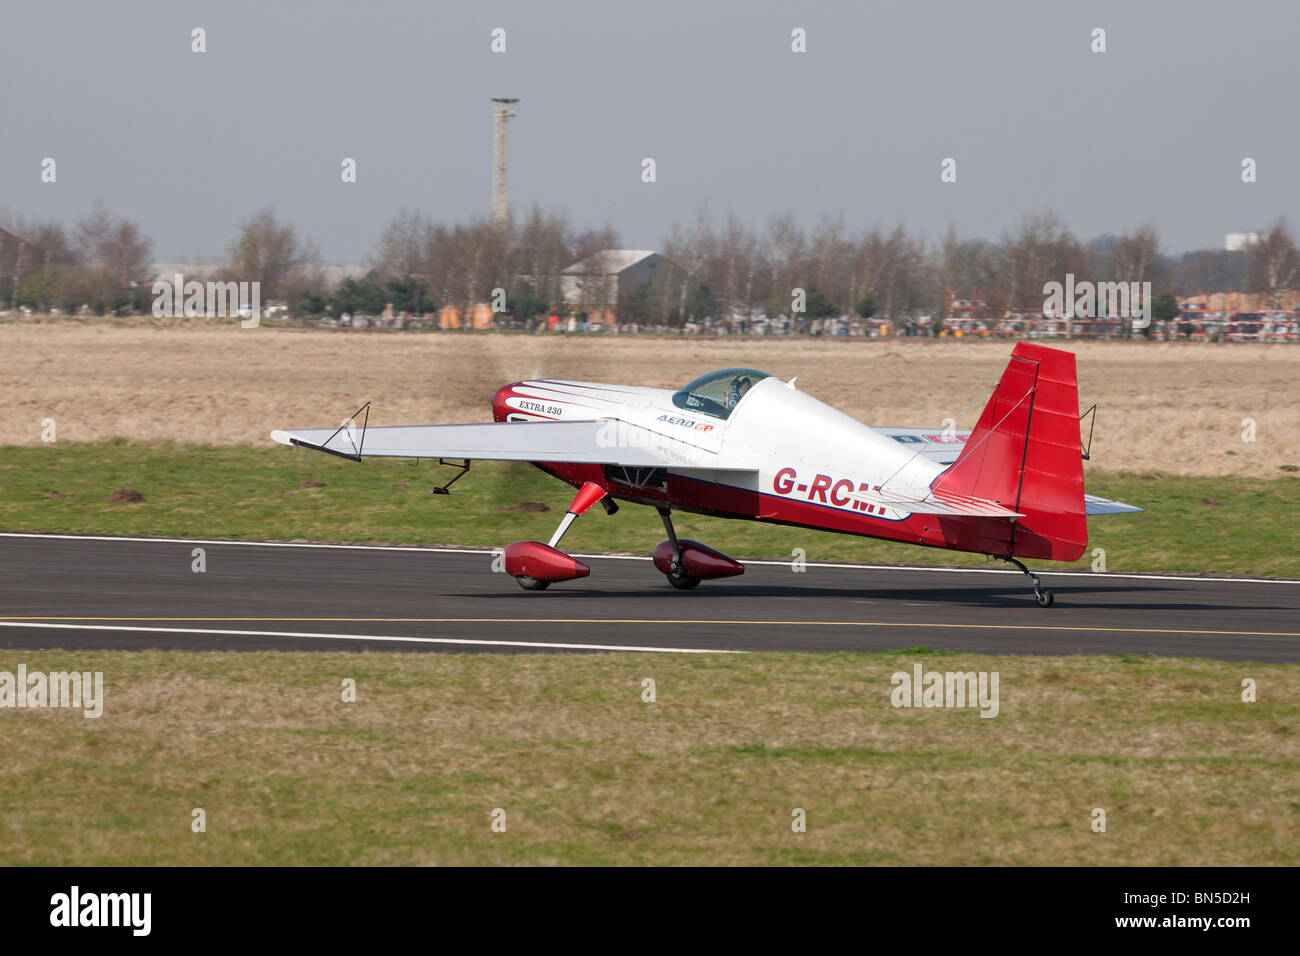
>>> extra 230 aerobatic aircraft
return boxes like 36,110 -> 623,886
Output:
272,342 -> 1140,607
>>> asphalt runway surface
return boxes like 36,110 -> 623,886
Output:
1,533 -> 1298,661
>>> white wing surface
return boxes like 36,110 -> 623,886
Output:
271,419 -> 753,471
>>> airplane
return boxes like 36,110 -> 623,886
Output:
272,341 -> 1140,607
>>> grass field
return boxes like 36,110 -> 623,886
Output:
1,649 -> 1294,865
3,440 -> 1298,577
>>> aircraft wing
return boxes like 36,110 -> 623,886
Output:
872,427 -> 971,464
271,419 -> 752,471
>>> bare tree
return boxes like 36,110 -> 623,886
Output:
1000,211 -> 1081,320
937,224 -> 1006,314
24,221 -> 79,268
1106,224 -> 1161,334
226,207 -> 299,300
370,209 -> 433,281
1248,219 -> 1298,309
512,205 -> 573,316
664,206 -> 716,323
280,236 -> 326,312
713,212 -> 760,327
765,211 -> 806,322
100,220 -> 153,285
806,213 -> 853,328
75,201 -> 114,265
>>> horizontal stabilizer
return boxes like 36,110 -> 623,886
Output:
847,487 -> 1024,518
1084,493 -> 1144,516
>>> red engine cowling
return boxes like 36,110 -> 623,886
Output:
503,541 -> 590,582
652,540 -> 745,579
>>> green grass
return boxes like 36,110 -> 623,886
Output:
1,649 -> 1294,865
2,440 -> 1298,577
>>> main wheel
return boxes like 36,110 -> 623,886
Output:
516,575 -> 550,591
666,568 -> 701,590
1035,588 -> 1054,607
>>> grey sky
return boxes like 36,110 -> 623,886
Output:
3,0 -> 1296,263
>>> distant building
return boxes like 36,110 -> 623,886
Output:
1225,233 -> 1262,252
560,250 -> 685,324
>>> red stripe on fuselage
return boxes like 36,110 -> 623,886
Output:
529,463 -> 1018,558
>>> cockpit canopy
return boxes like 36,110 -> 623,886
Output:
671,368 -> 774,420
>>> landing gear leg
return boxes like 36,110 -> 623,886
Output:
547,482 -> 608,549
505,482 -> 607,591
657,507 -> 700,590
997,555 -> 1054,607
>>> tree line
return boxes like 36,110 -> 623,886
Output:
3,202 -> 1296,324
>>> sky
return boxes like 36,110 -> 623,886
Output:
2,0 -> 1297,264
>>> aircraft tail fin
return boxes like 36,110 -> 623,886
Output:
932,342 -> 1087,560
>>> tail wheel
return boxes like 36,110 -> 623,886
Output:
666,567 -> 701,590
516,575 -> 550,591
1035,588 -> 1054,608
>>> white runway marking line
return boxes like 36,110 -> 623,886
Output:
2,531 -> 1297,586
3,619 -> 1297,639
0,621 -> 742,654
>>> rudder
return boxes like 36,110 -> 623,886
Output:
933,343 -> 1086,561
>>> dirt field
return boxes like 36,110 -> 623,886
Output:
3,321 -> 1297,476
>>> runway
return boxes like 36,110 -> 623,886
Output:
1,533 -> 1298,661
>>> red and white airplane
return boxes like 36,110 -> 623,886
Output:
272,341 -> 1139,606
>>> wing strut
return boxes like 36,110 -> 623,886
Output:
287,401 -> 370,462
